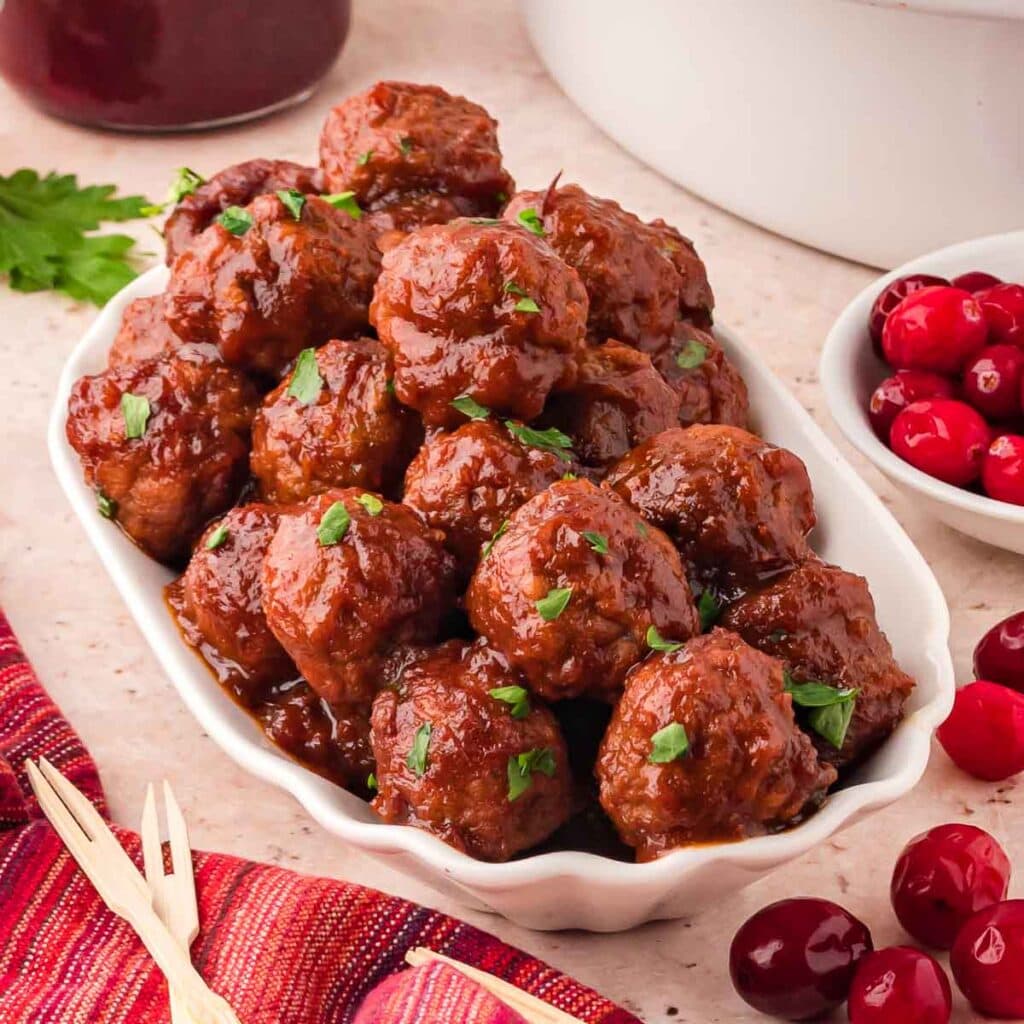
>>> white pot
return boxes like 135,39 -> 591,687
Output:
523,0 -> 1024,268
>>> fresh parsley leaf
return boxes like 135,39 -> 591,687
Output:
450,394 -> 490,420
783,671 -> 858,750
697,589 -> 722,632
120,392 -> 150,440
505,420 -> 574,462
277,188 -> 306,221
649,722 -> 690,763
808,698 -> 857,750
356,493 -> 384,516
216,206 -> 252,235
675,339 -> 708,370
168,167 -> 204,204
357,150 -> 374,166
0,169 -> 150,305
503,280 -> 527,297
489,685 -> 530,720
514,297 -> 540,314
582,531 -> 609,555
366,772 -> 378,792
385,377 -> 396,396
516,207 -> 545,236
536,586 -> 573,621
561,472 -> 578,481
635,520 -> 649,537
317,501 -> 351,546
287,348 -> 323,405
398,136 -> 414,156
322,191 -> 363,219
482,519 -> 509,559
97,491 -> 117,520
407,723 -> 432,776
507,748 -> 556,801
205,523 -> 230,550
646,625 -> 683,653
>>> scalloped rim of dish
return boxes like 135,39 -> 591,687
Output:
49,265 -> 954,899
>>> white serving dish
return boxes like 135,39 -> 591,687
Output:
50,265 -> 954,932
522,0 -> 1024,268
821,229 -> 1024,554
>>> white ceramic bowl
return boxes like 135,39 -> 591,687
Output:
523,0 -> 1024,268
821,230 -> 1024,554
50,266 -> 954,931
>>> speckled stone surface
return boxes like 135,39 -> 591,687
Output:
0,2 -> 1020,1021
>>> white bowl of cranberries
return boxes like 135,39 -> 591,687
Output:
822,230 -> 1024,554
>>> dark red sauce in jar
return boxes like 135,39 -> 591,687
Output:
0,0 -> 351,130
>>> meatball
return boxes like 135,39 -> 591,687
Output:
65,344 -> 258,564
466,479 -> 700,702
319,81 -> 514,214
606,425 -> 816,597
370,639 -> 571,861
370,219 -> 589,429
719,560 -> 916,771
539,340 -> 680,471
402,419 -> 568,578
502,184 -> 713,355
261,489 -> 458,705
653,324 -> 750,430
597,629 -> 836,860
165,192 -> 380,378
163,159 -> 324,264
251,338 -> 422,504
108,295 -> 183,368
174,503 -> 296,694
364,190 -> 470,243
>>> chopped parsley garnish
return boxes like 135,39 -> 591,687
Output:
646,625 -> 683,654
322,191 -> 363,220
635,520 -> 649,537
516,207 -> 545,236
468,217 -> 503,225
489,685 -> 530,720
366,772 -> 378,792
215,206 -> 253,236
507,748 -> 557,801
482,519 -> 509,559
97,491 -> 117,520
398,136 -> 414,156
317,501 -> 351,546
450,394 -> 490,420
385,378 -> 396,396
649,722 -> 690,763
287,348 -> 323,405
276,188 -> 306,221
357,150 -> 374,166
697,589 -> 722,632
505,421 -> 574,462
536,586 -> 573,622
503,280 -> 528,296
356,493 -> 384,516
675,339 -> 708,370
784,670 -> 858,750
514,297 -> 540,314
582,531 -> 609,555
120,393 -> 150,440
495,191 -> 508,204
205,523 -> 230,550
407,723 -> 432,777
561,472 -> 578,481
168,167 -> 204,204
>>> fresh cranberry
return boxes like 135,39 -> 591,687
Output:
730,897 -> 873,1020
847,947 -> 951,1024
889,399 -> 990,486
882,286 -> 988,374
962,345 -> 1024,419
977,283 -> 1024,348
982,434 -> 1024,505
868,371 -> 956,440
951,900 -> 1024,1018
890,824 -> 1011,949
937,680 -> 1024,781
974,611 -> 1024,691
951,271 -> 1002,293
869,274 -> 949,358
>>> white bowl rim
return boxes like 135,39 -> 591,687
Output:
820,228 -> 1024,528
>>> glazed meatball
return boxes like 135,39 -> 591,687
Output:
607,425 -> 816,597
370,639 -> 571,861
65,344 -> 258,564
108,295 -> 183,368
163,159 -> 324,264
654,324 -> 750,430
597,630 -> 836,860
261,489 -> 458,706
502,184 -> 713,355
402,419 -> 568,578
364,190 -> 471,243
466,479 -> 700,702
719,560 -> 915,770
166,193 -> 380,378
251,338 -> 422,504
319,81 -> 514,214
371,219 -> 588,429
173,503 -> 296,694
540,340 -> 680,471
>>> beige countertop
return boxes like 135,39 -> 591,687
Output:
0,2 -> 1020,1021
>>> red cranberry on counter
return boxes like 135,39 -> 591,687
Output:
951,270 -> 1002,293
868,371 -> 956,440
730,897 -> 873,1020
961,345 -> 1024,420
982,434 -> 1024,506
977,283 -> 1024,348
937,680 -> 1024,781
882,286 -> 988,374
869,274 -> 949,358
847,947 -> 951,1024
889,399 -> 990,486
890,824 -> 1011,949
950,900 -> 1024,1019
974,610 -> 1024,691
